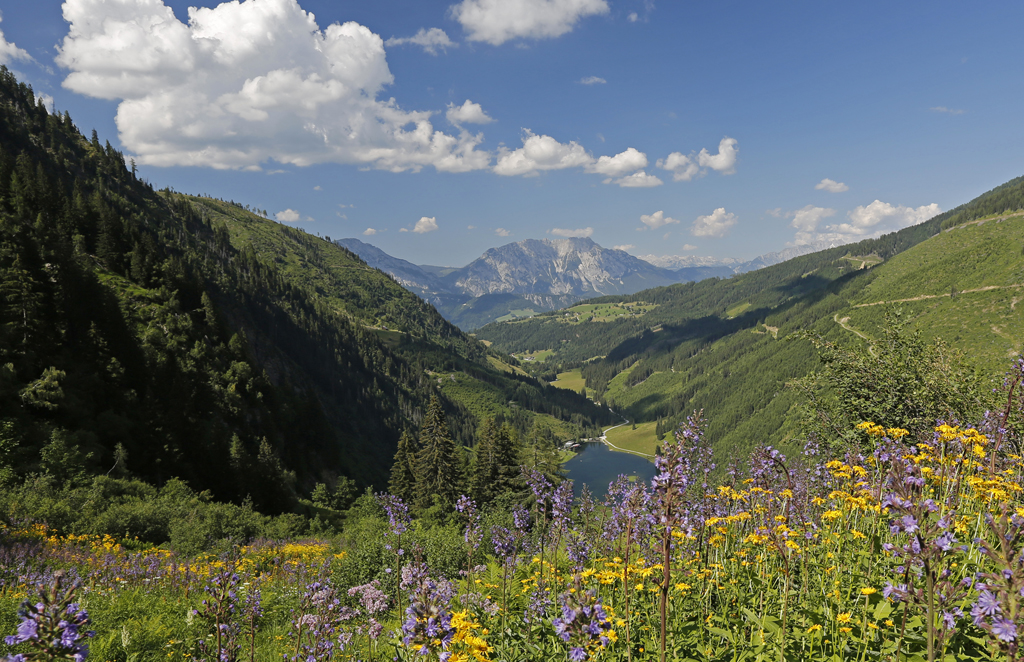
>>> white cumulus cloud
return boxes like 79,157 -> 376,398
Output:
587,147 -> 647,177
363,227 -> 377,235
691,208 -> 737,237
579,75 -> 606,85
613,243 -> 635,251
639,210 -> 679,230
681,243 -> 697,251
791,200 -> 941,245
0,14 -> 31,66
493,131 -> 653,183
494,129 -> 592,176
613,171 -> 662,187
657,137 -> 737,181
788,205 -> 835,245
413,216 -> 439,233
550,227 -> 594,238
495,228 -> 511,236
789,205 -> 836,232
815,178 -> 849,193
697,137 -> 738,174
446,99 -> 494,126
275,208 -> 312,222
828,201 -> 940,240
450,0 -> 610,45
385,28 -> 456,55
56,0 -> 490,173
656,152 -> 700,182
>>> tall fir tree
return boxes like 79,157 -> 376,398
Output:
389,429 -> 418,504
491,423 -> 522,499
414,395 -> 462,508
470,418 -> 498,504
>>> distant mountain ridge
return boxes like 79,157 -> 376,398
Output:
338,237 -> 687,328
453,237 -> 679,301
338,236 -> 842,328
639,240 -> 836,273
474,175 -> 1024,469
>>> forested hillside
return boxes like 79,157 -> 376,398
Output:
0,66 -> 607,514
476,178 -> 1024,462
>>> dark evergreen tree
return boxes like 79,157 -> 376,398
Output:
491,423 -> 522,498
414,395 -> 462,508
388,429 -> 418,503
469,418 -> 498,504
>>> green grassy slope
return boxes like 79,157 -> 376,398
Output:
840,212 -> 1024,373
476,179 -> 1024,464
192,197 -> 481,359
0,66 -> 607,511
187,196 -> 612,444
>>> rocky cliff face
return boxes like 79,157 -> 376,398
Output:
452,237 -> 679,298
337,236 -> 724,328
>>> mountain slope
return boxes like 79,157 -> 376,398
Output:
339,236 -> 700,328
451,237 -> 681,302
335,237 -> 448,296
476,179 -> 1024,462
0,67 -> 607,510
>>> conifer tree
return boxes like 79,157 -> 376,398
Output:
491,423 -> 522,498
470,418 -> 498,504
389,429 -> 418,503
414,395 -> 462,508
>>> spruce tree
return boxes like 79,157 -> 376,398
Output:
491,423 -> 522,498
414,395 -> 462,508
470,418 -> 498,504
389,429 -> 418,503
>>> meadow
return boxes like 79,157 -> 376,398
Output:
605,422 -> 659,457
552,370 -> 589,396
5,365 -> 1024,662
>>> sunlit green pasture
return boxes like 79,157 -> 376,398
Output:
514,348 -> 555,362
604,420 -> 659,459
494,308 -> 541,322
553,301 -> 659,324
550,369 -> 588,395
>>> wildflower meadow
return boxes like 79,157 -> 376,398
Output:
4,361 -> 1024,662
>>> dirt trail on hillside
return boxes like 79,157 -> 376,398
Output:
853,283 -> 1024,308
833,314 -> 870,340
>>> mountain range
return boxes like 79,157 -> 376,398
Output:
5,53 -> 1022,532
474,174 -> 1024,465
638,241 -> 836,272
337,237 -> 837,329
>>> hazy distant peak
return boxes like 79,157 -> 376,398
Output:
639,254 -> 742,269
640,240 -> 839,274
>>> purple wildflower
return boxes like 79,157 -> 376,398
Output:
1,573 -> 94,662
992,618 -> 1018,642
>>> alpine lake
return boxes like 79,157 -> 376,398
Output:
562,441 -> 657,498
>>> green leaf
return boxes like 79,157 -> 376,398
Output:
873,599 -> 894,620
708,626 -> 735,643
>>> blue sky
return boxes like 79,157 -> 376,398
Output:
1,0 -> 1022,266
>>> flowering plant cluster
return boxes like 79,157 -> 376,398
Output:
3,571 -> 94,662
7,396 -> 1024,662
